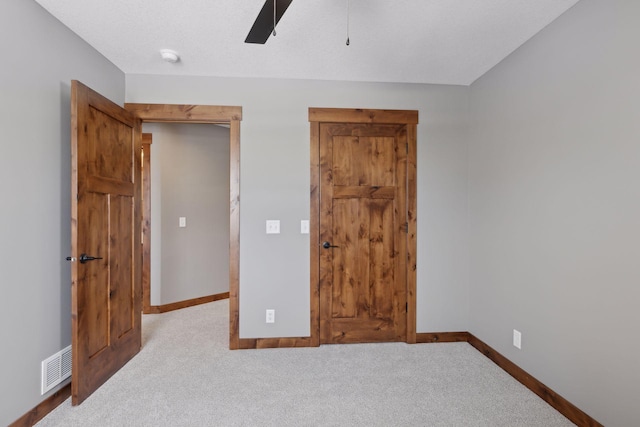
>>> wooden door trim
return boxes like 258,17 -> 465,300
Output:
125,104 -> 242,123
309,121 -> 321,346
406,123 -> 418,343
141,134 -> 152,314
309,107 -> 418,345
309,108 -> 418,125
126,103 -> 243,350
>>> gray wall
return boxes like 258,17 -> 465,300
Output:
126,76 -> 471,338
143,123 -> 230,305
0,0 -> 125,424
15,0 -> 635,424
468,0 -> 640,425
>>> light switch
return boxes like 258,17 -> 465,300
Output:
266,220 -> 280,234
179,217 -> 187,228
300,220 -> 309,234
513,329 -> 522,349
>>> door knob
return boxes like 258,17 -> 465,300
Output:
78,254 -> 103,264
322,241 -> 339,249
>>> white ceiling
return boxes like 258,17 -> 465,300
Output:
34,0 -> 580,86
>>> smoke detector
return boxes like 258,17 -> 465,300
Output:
160,49 -> 180,63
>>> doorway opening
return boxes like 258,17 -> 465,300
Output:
126,103 -> 243,349
141,123 -> 230,314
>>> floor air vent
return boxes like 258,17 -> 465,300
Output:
41,345 -> 72,394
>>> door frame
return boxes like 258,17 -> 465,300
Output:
141,133 -> 152,314
309,108 -> 418,345
125,104 -> 243,350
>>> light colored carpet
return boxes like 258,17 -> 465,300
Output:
37,301 -> 574,426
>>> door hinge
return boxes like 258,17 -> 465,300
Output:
406,302 -> 408,312
406,143 -> 409,154
403,222 -> 409,233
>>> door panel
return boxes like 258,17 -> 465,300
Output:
331,198 -> 366,319
80,192 -> 109,358
110,194 -> 135,338
319,123 -> 407,344
87,107 -> 133,182
333,136 -> 396,186
71,81 -> 142,405
369,199 -> 394,318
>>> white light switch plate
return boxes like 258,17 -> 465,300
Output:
300,220 -> 309,234
266,220 -> 280,234
179,217 -> 187,228
513,329 -> 522,349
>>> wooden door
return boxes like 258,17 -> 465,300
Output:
319,122 -> 408,344
71,81 -> 142,405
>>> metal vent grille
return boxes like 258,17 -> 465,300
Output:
61,347 -> 72,378
41,345 -> 72,395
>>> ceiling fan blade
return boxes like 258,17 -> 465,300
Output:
245,0 -> 294,44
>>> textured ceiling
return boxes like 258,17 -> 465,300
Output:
34,0 -> 580,86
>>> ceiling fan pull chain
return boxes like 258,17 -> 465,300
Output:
273,0 -> 277,36
346,0 -> 350,46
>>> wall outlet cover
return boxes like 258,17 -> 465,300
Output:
266,220 -> 280,234
513,329 -> 522,349
266,309 -> 275,323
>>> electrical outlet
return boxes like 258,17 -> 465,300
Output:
513,329 -> 522,349
266,309 -> 275,323
266,220 -> 280,234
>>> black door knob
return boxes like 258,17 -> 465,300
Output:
322,241 -> 339,249
79,254 -> 103,264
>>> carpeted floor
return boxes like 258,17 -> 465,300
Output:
36,300 -> 574,426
